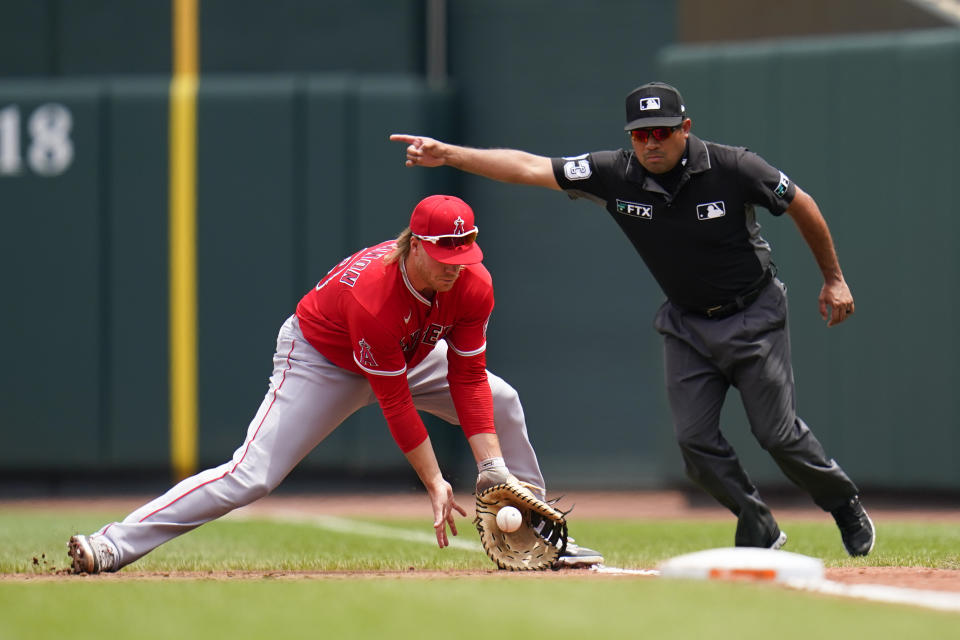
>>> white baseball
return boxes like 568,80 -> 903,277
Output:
496,506 -> 522,533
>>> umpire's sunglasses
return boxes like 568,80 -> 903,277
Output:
413,227 -> 479,249
629,125 -> 681,144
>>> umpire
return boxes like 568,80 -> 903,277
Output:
390,81 -> 875,556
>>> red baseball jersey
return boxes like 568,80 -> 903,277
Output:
295,240 -> 495,452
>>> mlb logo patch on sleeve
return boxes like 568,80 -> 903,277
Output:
696,201 -> 726,220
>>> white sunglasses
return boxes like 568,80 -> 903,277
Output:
413,226 -> 479,249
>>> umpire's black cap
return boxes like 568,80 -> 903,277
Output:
624,82 -> 686,130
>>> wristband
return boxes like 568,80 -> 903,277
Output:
477,456 -> 506,472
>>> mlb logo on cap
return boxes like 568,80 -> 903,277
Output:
624,82 -> 686,130
639,97 -> 661,111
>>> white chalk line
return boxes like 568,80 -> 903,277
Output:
228,508 -> 483,551
231,511 -> 960,612
595,564 -> 960,612
786,578 -> 960,613
592,565 -> 661,576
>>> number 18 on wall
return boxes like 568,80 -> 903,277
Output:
0,103 -> 74,177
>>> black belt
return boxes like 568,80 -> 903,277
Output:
695,268 -> 775,319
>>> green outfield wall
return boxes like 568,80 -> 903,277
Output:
0,75 -> 455,482
0,1 -> 421,77
1,2 -> 958,494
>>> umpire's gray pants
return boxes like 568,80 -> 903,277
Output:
654,278 -> 858,547
97,315 -> 545,569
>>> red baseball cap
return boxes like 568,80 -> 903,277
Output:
409,195 -> 483,265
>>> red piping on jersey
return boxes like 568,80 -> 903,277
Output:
132,340 -> 297,524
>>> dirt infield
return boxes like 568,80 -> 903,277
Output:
5,491 -> 959,592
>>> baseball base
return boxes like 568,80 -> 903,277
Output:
658,547 -> 824,583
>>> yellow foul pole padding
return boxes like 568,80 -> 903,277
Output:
169,0 -> 199,481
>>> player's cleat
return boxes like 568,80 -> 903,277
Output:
67,534 -> 118,574
555,537 -> 604,568
530,512 -> 604,568
831,495 -> 875,557
769,530 -> 788,550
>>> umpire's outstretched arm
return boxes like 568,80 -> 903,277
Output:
390,133 -> 560,190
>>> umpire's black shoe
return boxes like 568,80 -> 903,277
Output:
831,496 -> 875,557
768,530 -> 788,550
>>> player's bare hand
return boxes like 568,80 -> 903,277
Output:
389,133 -> 447,168
426,478 -> 466,548
819,277 -> 854,327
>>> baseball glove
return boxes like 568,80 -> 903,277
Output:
474,476 -> 568,571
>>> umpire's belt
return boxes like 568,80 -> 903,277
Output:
697,268 -> 774,319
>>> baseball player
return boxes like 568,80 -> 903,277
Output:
390,82 -> 875,557
67,195 -> 602,574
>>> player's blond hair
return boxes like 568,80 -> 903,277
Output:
384,227 -> 412,264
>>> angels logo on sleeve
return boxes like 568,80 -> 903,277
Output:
356,338 -> 379,368
353,335 -> 407,376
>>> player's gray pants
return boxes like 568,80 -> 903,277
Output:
98,315 -> 545,569
654,278 -> 859,547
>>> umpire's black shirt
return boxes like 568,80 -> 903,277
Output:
551,133 -> 797,311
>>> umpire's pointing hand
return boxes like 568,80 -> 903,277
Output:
390,134 -> 446,168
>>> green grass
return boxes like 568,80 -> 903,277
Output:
4,577 -> 959,640
1,507 -> 958,639
8,510 -> 957,573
